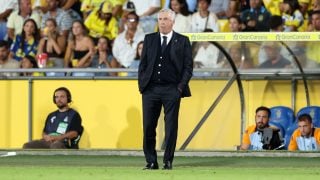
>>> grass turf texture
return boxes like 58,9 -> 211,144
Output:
0,155 -> 320,180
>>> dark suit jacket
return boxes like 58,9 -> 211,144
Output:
138,31 -> 193,97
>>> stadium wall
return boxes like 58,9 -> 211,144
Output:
1,79 -> 320,150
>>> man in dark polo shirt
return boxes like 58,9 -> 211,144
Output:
23,87 -> 83,149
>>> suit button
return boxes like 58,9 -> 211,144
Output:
158,71 -> 160,74
158,64 -> 161,67
160,56 -> 163,59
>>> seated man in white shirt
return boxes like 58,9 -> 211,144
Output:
240,106 -> 285,150
288,114 -> 320,151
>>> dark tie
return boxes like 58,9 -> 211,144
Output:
161,36 -> 167,53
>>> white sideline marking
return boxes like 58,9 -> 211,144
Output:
0,152 -> 17,157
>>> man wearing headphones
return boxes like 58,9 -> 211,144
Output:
23,87 -> 83,149
288,114 -> 320,151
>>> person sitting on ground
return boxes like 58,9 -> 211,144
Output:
240,106 -> 285,150
288,113 -> 320,151
23,87 -> 83,149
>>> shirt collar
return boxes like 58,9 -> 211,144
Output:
160,31 -> 173,43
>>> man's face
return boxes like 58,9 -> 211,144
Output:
197,0 -> 209,12
263,45 -> 279,60
312,13 -> 320,31
46,0 -> 58,11
158,11 -> 174,34
250,0 -> 261,9
54,90 -> 69,109
229,46 -> 241,62
20,0 -> 32,14
0,47 -> 9,61
300,3 -> 309,15
126,14 -> 138,30
255,110 -> 269,129
298,120 -> 313,137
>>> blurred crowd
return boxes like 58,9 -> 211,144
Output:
0,0 -> 320,78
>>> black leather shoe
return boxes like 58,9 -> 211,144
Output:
143,163 -> 159,170
162,162 -> 172,170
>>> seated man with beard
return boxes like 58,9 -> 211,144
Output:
23,87 -> 83,149
240,106 -> 285,150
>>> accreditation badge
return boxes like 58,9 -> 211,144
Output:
56,122 -> 68,134
258,15 -> 263,22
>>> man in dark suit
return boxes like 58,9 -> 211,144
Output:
138,9 -> 193,170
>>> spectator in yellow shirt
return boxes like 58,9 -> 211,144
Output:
81,0 -> 125,19
84,1 -> 119,42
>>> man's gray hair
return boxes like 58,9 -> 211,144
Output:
158,9 -> 176,21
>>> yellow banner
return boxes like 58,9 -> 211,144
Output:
184,32 -> 320,42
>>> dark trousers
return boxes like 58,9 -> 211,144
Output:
22,139 -> 67,149
142,83 -> 181,164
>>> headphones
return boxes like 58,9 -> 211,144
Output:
53,87 -> 72,104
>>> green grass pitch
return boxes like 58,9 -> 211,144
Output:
1,155 -> 320,180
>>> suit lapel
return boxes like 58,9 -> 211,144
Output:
149,33 -> 161,65
170,32 -> 179,68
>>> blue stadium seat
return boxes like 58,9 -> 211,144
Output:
269,106 -> 295,132
296,106 -> 320,127
284,123 -> 298,149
